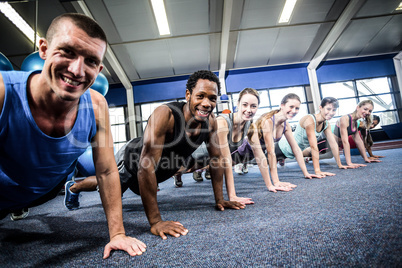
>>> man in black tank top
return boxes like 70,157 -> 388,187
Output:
70,70 -> 244,240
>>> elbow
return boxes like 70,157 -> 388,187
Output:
266,151 -> 275,158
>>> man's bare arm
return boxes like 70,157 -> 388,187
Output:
91,90 -> 146,258
207,115 -> 244,211
137,105 -> 188,239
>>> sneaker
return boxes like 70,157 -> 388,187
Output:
10,208 -> 29,221
173,175 -> 183,187
204,169 -> 211,180
64,180 -> 80,210
242,164 -> 248,174
193,171 -> 203,182
234,164 -> 244,175
157,184 -> 160,191
278,159 -> 285,167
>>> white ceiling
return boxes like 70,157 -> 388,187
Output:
1,0 -> 401,88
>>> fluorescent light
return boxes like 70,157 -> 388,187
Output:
396,2 -> 402,10
150,0 -> 170,35
278,0 -> 298,24
0,2 -> 41,48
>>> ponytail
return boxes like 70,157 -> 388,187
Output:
247,109 -> 280,142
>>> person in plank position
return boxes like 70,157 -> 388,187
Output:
66,70 -> 244,239
0,13 -> 146,258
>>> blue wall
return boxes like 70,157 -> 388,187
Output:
225,64 -> 309,93
316,55 -> 396,83
133,78 -> 188,103
105,54 -> 397,106
105,85 -> 127,106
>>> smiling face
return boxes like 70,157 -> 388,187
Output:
320,102 -> 337,121
371,119 -> 379,129
280,98 -> 300,120
237,93 -> 259,121
356,103 -> 374,119
186,79 -> 218,122
39,19 -> 106,102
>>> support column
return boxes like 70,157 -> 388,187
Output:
307,68 -> 321,113
393,52 -> 402,103
125,86 -> 137,139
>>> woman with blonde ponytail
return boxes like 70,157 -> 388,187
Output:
332,99 -> 381,167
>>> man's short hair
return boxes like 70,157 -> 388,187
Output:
46,13 -> 107,45
186,70 -> 221,95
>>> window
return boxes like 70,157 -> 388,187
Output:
321,82 -> 355,99
269,86 -> 306,104
320,76 -> 399,126
140,101 -> 168,131
230,86 -> 309,129
109,106 -> 127,151
138,99 -> 187,134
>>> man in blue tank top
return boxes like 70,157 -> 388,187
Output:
68,70 -> 245,240
0,13 -> 145,258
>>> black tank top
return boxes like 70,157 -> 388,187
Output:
219,113 -> 251,154
124,102 -> 210,182
334,114 -> 358,138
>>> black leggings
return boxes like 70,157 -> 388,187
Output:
0,178 -> 67,220
274,142 -> 287,160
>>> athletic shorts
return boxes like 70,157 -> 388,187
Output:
115,143 -> 140,195
317,138 -> 330,154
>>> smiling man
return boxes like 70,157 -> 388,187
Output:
67,70 -> 244,239
0,13 -> 145,258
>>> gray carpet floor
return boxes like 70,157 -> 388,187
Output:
1,148 -> 401,267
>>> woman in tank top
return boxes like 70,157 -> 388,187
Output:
347,115 -> 385,160
332,99 -> 381,167
284,97 -> 352,177
211,88 -> 261,204
245,93 -> 322,194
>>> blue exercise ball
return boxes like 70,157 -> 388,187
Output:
91,72 -> 109,96
76,146 -> 96,177
220,94 -> 229,102
0,52 -> 13,71
21,51 -> 44,71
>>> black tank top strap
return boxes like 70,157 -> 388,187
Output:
348,114 -> 357,134
271,114 -> 286,142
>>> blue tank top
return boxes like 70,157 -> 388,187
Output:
0,71 -> 97,209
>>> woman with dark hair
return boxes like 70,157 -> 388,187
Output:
278,97 -> 353,176
243,93 -> 322,194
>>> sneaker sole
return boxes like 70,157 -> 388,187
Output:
64,181 -> 80,210
10,210 -> 29,221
